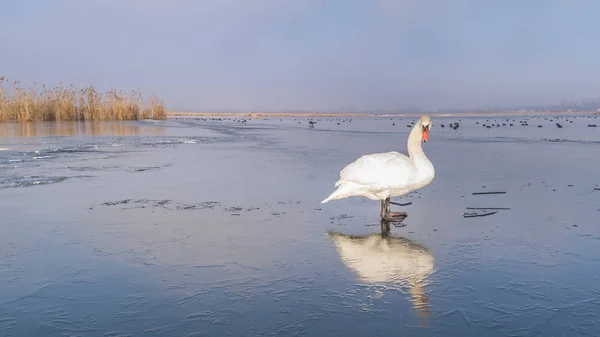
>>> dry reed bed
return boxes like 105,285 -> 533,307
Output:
0,77 -> 166,122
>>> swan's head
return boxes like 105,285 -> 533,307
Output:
419,116 -> 432,143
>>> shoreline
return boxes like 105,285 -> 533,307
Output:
167,111 -> 599,118
0,110 -> 597,125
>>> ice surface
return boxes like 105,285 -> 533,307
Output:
1,115 -> 600,336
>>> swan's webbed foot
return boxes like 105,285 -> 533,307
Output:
389,211 -> 407,218
381,212 -> 407,222
381,197 -> 407,222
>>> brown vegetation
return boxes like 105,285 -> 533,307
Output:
0,77 -> 166,122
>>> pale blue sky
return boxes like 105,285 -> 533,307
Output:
1,0 -> 598,112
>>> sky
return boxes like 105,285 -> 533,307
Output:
1,0 -> 599,112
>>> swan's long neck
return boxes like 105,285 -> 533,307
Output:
407,123 -> 426,159
406,122 -> 435,185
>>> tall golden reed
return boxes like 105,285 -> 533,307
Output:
0,77 -> 166,122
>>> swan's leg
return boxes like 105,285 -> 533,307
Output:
380,219 -> 391,237
380,198 -> 391,219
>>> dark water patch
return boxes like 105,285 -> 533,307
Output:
92,199 -> 221,211
67,165 -> 121,172
100,199 -> 135,206
329,214 -> 355,226
276,201 -> 303,206
92,199 -> 278,215
0,144 -> 113,166
451,136 -> 533,144
176,201 -> 221,210
0,158 -> 24,165
129,164 -> 171,173
91,155 -> 123,162
451,136 -> 600,146
331,214 -> 354,220
304,128 -> 399,135
44,144 -> 100,154
19,144 -> 108,161
66,164 -> 169,173
31,155 -> 56,160
136,136 -> 229,148
0,175 -> 93,190
132,166 -> 162,172
541,138 -> 600,145
222,206 -> 261,216
0,136 -> 229,168
0,154 -> 54,165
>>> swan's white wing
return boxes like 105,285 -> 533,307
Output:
337,151 -> 414,187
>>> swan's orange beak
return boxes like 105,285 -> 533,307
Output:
422,126 -> 429,143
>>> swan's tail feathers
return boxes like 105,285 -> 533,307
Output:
320,194 -> 336,204
321,181 -> 361,203
334,179 -> 343,188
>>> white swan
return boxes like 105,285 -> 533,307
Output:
328,229 -> 434,317
321,116 -> 435,220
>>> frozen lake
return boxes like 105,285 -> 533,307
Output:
1,114 -> 600,336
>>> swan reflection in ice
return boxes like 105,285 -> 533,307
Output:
328,220 -> 434,317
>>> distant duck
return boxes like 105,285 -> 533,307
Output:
321,116 -> 435,220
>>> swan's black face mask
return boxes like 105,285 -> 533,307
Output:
421,125 -> 430,143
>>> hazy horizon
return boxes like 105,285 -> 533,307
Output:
2,0 -> 600,112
